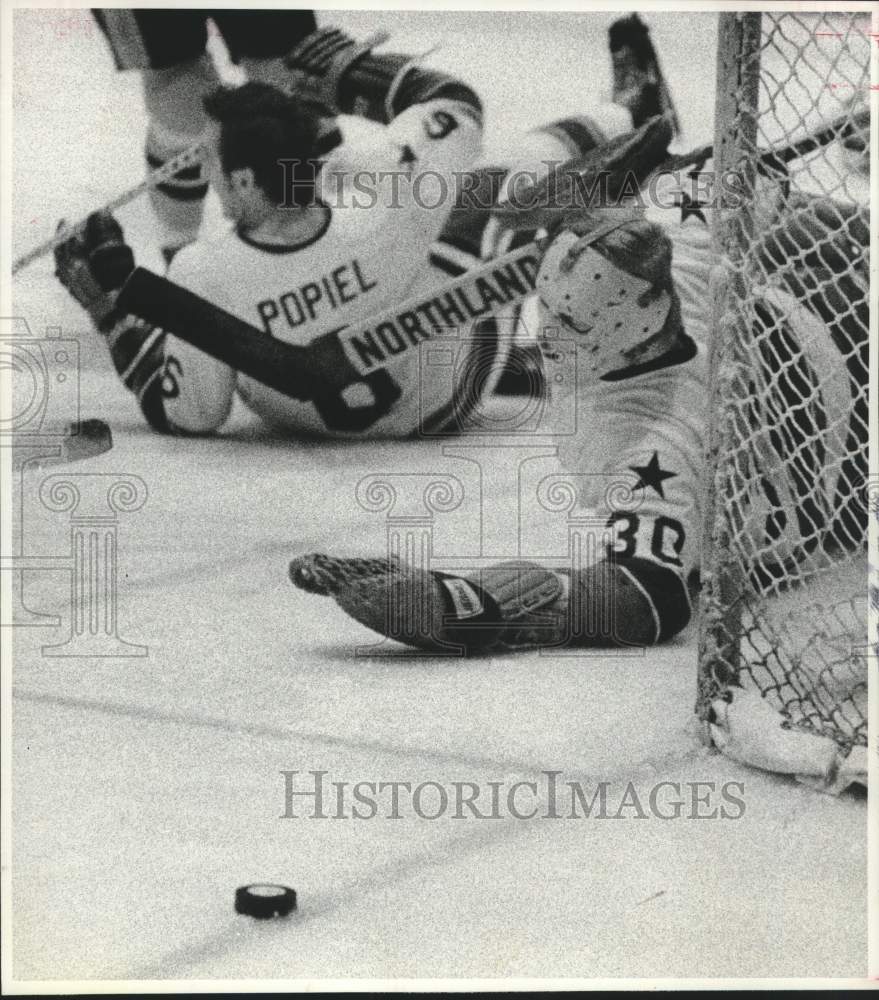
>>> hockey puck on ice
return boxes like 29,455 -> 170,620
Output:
234,884 -> 297,919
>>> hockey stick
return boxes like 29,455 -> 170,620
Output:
661,105 -> 871,175
120,210 -> 656,403
11,143 -> 206,277
496,106 -> 868,233
115,269 -> 317,401
12,418 -> 113,471
115,239 -> 541,402
48,102 -> 872,402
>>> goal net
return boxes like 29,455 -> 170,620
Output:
696,12 -> 871,783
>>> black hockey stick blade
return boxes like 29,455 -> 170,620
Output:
14,418 -> 113,471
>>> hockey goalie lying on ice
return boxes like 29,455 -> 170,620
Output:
291,199 -> 710,652
288,169 -> 867,796
290,182 -> 867,656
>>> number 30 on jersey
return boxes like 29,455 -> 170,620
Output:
606,511 -> 686,568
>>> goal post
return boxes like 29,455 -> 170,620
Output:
696,12 -> 870,784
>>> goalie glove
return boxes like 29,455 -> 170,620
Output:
53,211 -> 135,332
284,26 -> 390,115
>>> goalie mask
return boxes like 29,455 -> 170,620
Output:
536,224 -> 674,377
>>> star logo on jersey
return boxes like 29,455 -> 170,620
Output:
629,452 -> 677,499
398,144 -> 417,171
677,191 -> 708,226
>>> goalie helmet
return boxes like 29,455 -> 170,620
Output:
535,216 -> 675,378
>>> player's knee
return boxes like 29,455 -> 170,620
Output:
576,558 -> 692,646
142,55 -> 218,134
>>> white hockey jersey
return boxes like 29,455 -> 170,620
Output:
147,79 -> 630,440
548,178 -> 715,616
162,97 -> 488,437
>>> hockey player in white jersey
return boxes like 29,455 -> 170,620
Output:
92,9 -> 327,263
289,183 -> 714,649
287,136 -> 867,651
55,24 -> 641,439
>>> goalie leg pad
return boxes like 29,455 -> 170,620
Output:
288,555 -> 567,651
331,561 -> 567,652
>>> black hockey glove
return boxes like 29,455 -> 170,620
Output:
54,211 -> 135,332
284,26 -> 389,114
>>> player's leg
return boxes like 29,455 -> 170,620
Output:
212,10 -> 316,89
142,56 -> 220,263
289,210 -> 701,651
93,10 -> 218,262
483,14 -> 680,399
609,13 -> 680,135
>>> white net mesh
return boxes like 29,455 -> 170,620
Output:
697,12 -> 870,752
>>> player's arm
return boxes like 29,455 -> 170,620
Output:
53,212 -> 174,433
158,246 -> 237,434
54,211 -> 233,434
286,26 -> 483,222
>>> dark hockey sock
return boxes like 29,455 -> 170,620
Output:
145,128 -> 209,251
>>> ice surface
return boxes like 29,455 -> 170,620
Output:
8,9 -> 867,985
